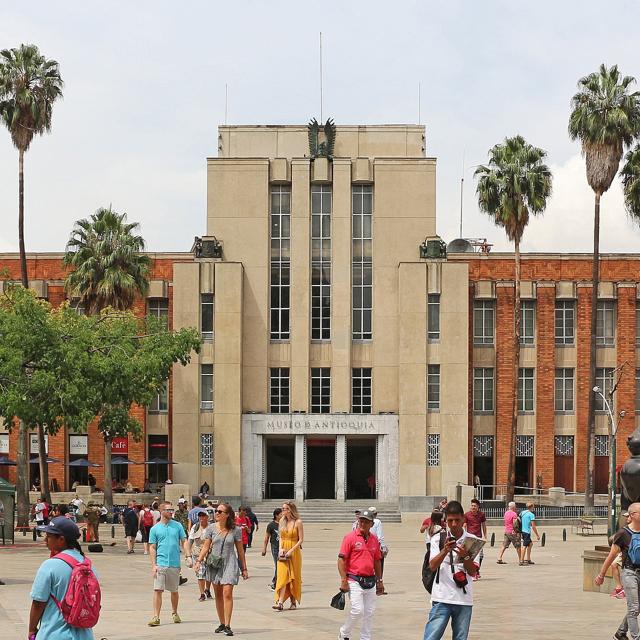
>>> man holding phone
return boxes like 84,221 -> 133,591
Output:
423,500 -> 478,640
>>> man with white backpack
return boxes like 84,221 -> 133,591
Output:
596,504 -> 640,640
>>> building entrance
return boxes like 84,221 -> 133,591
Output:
305,438 -> 335,499
515,457 -> 533,494
264,437 -> 294,500
346,437 -> 376,500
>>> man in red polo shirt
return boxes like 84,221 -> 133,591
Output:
463,499 -> 487,580
337,509 -> 383,640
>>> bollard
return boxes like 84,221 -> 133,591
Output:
562,528 -> 566,542
111,525 -> 115,539
541,532 -> 546,547
32,527 -> 37,542
490,532 -> 495,547
82,528 -> 87,543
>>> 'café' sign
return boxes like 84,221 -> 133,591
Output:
111,437 -> 128,454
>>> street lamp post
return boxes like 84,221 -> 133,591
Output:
594,386 -> 625,537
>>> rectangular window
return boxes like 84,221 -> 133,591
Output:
201,294 -> 214,341
636,369 -> 640,413
352,368 -> 372,414
148,298 -> 169,322
311,367 -> 331,414
352,185 -> 373,340
70,298 -> 85,316
269,368 -> 290,414
473,367 -> 494,413
149,380 -> 168,413
596,300 -> 615,346
555,300 -> 575,346
554,368 -> 574,413
270,186 -> 291,340
200,364 -> 214,411
595,367 -> 614,412
427,434 -> 440,467
473,300 -> 494,345
427,364 -> 440,411
148,435 -> 168,483
427,294 -> 440,341
520,300 -> 535,345
311,185 -> 331,340
518,368 -> 535,412
200,433 -> 213,466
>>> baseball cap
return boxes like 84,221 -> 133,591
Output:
178,498 -> 186,504
623,511 -> 630,517
37,516 -> 81,540
358,509 -> 375,522
368,506 -> 378,515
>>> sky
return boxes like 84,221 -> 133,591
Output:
1,1 -> 640,254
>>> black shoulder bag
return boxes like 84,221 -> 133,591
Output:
422,530 -> 446,593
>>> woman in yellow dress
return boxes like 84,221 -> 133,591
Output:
272,501 -> 304,610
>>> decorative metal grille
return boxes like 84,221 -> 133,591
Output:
595,435 -> 610,457
200,433 -> 213,466
516,435 -> 534,457
554,435 -> 574,456
427,434 -> 440,467
473,435 -> 494,457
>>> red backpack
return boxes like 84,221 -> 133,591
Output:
51,553 -> 101,628
142,509 -> 154,528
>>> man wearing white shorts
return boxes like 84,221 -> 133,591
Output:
148,501 -> 187,627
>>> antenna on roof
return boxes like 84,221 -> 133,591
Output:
459,151 -> 465,238
224,83 -> 228,125
319,32 -> 324,122
418,82 -> 421,124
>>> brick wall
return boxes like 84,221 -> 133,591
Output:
535,285 -> 555,489
616,286 -> 636,466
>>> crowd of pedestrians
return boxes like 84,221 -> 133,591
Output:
25,491 -> 557,639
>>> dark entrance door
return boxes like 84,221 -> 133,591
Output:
554,455 -> 574,491
306,438 -> 335,499
473,456 -> 494,499
265,437 -> 294,499
346,437 -> 376,500
594,456 -> 609,494
515,457 -> 533,494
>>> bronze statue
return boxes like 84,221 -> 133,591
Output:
620,426 -> 640,510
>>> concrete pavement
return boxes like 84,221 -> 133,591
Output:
0,519 -> 624,639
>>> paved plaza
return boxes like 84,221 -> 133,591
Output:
0,517 -> 624,639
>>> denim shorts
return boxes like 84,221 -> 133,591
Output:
522,532 -> 532,547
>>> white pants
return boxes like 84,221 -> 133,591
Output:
340,580 -> 377,640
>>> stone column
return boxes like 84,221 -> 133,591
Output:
294,435 -> 305,502
336,435 -> 346,501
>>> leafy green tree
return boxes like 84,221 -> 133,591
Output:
0,43 -> 63,524
475,135 -> 552,502
0,287 -> 96,520
569,64 -> 640,509
64,208 -> 153,508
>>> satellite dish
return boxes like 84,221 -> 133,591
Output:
447,238 -> 474,253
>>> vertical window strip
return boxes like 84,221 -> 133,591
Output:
595,367 -> 614,412
352,185 -> 373,340
473,300 -> 495,345
473,367 -> 494,412
428,294 -> 440,340
269,367 -> 290,413
311,185 -> 331,340
311,367 -> 331,414
200,364 -> 214,410
149,380 -> 168,413
427,364 -> 440,410
596,300 -> 615,346
518,368 -> 535,412
270,186 -> 291,340
201,293 -> 214,341
427,434 -> 440,467
554,368 -> 574,413
351,367 -> 372,414
555,300 -> 575,345
520,300 -> 535,345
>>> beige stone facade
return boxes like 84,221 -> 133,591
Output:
169,124 -> 469,509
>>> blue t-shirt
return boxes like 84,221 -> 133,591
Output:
149,519 -> 186,567
521,509 -> 535,534
30,549 -> 95,639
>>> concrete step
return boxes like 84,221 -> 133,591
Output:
249,501 -> 402,523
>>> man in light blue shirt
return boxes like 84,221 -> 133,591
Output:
148,501 -> 187,627
29,516 -> 96,639
520,502 -> 541,565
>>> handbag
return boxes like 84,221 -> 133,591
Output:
205,532 -> 229,570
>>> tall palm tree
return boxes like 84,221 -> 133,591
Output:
569,64 -> 640,510
475,136 -> 552,503
0,44 -> 63,525
64,207 -> 151,508
621,145 -> 640,217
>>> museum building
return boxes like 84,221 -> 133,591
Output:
1,123 -> 640,510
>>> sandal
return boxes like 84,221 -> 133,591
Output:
289,602 -> 297,610
496,560 -> 507,564
272,602 -> 284,611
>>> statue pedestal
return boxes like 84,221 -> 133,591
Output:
583,546 -> 614,593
